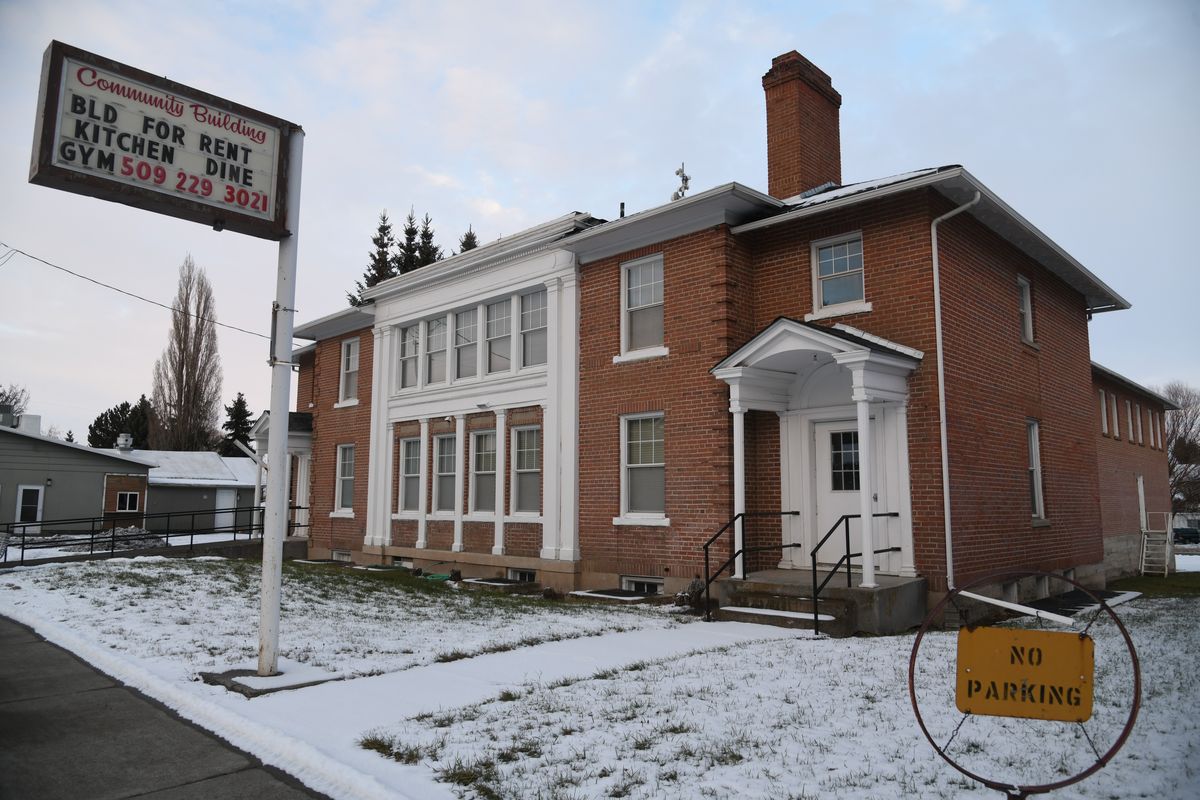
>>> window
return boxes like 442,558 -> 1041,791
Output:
829,431 -> 860,491
399,439 -> 420,512
624,414 -> 665,515
435,436 -> 456,512
331,549 -> 352,563
1099,389 -> 1108,435
1111,395 -> 1120,439
521,290 -> 548,367
335,444 -> 355,512
513,427 -> 541,513
427,318 -> 447,384
1125,400 -> 1133,442
1153,412 -> 1161,449
472,431 -> 497,512
621,255 -> 664,354
508,568 -> 536,583
339,338 -> 359,403
1027,421 -> 1045,519
486,300 -> 511,373
455,310 -> 478,379
116,491 -> 139,512
1017,276 -> 1034,343
1135,403 -> 1144,444
398,325 -> 419,388
621,576 -> 663,595
814,234 -> 864,310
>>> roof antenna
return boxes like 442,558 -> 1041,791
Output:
671,162 -> 690,201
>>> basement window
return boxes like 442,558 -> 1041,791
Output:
621,576 -> 663,595
508,568 -> 536,583
331,550 -> 352,563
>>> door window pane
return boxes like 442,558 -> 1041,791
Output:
830,432 -> 859,491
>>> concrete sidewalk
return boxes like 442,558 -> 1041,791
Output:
0,615 -> 327,800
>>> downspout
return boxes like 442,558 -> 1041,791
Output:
930,191 -> 981,591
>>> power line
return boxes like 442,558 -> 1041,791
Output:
0,241 -> 270,340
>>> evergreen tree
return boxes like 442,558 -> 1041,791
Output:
88,395 -> 152,448
417,213 -> 443,267
397,208 -> 420,275
218,392 -> 254,457
458,226 -> 479,253
348,211 -> 398,306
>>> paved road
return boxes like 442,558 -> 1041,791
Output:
0,615 -> 328,800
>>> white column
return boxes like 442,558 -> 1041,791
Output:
777,412 -> 794,568
556,270 -> 580,562
493,409 -> 507,555
541,401 -> 559,560
732,407 -> 747,579
856,396 -> 878,589
380,426 -> 395,548
364,326 -> 389,547
416,418 -> 429,548
452,413 -> 465,552
895,402 -> 917,577
253,458 -> 264,509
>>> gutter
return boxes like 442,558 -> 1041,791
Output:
931,190 -> 981,591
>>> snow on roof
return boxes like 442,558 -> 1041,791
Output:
102,449 -> 260,488
780,168 -> 943,208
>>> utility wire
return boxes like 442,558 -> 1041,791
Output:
0,241 -> 270,340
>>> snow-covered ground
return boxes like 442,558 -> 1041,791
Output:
1,557 -> 1196,799
1,530 -> 257,563
1176,553 -> 1199,572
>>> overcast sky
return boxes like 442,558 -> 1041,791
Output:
1,0 -> 1197,439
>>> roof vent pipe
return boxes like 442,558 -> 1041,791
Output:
117,433 -> 134,452
931,191 -> 981,592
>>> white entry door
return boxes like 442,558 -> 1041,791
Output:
214,488 -> 237,534
812,420 -> 885,568
15,485 -> 44,535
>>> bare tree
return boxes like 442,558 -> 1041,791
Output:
0,383 -> 30,415
1162,381 -> 1200,512
150,256 -> 223,450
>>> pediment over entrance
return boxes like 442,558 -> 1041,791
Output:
712,318 -> 922,411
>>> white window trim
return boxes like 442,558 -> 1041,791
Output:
805,231 -> 872,321
1111,395 -> 1120,440
614,412 -> 669,526
1125,399 -> 1133,442
1017,275 -> 1035,343
510,425 -> 542,516
618,253 -> 668,360
116,491 -> 140,512
470,430 -> 497,516
1027,420 -> 1045,520
1099,389 -> 1108,435
432,434 -> 457,515
520,289 -> 549,368
337,338 -> 360,405
621,575 -> 664,594
396,437 -> 421,516
332,443 -> 355,517
1135,403 -> 1144,444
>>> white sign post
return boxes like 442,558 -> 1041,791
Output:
30,41 -> 302,676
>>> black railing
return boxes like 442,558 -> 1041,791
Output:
702,511 -> 801,621
0,505 -> 308,566
809,512 -> 899,635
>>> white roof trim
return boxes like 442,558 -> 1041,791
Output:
832,323 -> 924,360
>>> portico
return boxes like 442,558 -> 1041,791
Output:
713,319 -> 922,587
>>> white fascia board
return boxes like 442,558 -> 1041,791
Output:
387,372 -> 549,422
292,306 -> 375,341
832,323 -> 924,360
560,183 -> 783,265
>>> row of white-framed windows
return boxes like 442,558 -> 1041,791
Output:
621,255 -> 664,354
624,413 -> 665,515
456,311 -> 478,379
336,444 -> 355,511
427,319 -> 448,384
116,491 -> 139,512
1099,389 -> 1108,435
339,338 -> 359,403
486,300 -> 511,373
1027,420 -> 1044,520
398,325 -> 420,389
435,435 -> 457,512
400,439 -> 420,512
472,431 -> 497,512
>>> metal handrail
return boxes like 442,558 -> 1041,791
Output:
702,511 -> 801,621
1,505 -> 308,565
809,512 -> 899,635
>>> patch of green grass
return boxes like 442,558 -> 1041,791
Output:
1110,571 -> 1200,597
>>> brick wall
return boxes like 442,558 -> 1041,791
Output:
103,473 -> 149,521
303,327 -> 373,560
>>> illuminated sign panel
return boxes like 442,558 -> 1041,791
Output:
30,41 -> 297,240
956,626 -> 1094,722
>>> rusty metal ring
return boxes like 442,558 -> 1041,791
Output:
907,570 -> 1141,797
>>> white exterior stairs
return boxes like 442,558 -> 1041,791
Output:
1140,531 -> 1171,577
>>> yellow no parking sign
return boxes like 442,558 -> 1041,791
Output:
956,627 -> 1094,723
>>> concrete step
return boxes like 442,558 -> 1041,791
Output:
715,605 -> 851,636
724,589 -> 851,617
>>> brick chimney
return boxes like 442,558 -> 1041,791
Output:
762,51 -> 842,199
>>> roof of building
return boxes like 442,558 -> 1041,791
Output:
1091,362 -> 1179,410
0,425 -> 154,467
100,449 -> 260,488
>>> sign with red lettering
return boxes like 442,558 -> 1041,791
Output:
29,40 -> 298,240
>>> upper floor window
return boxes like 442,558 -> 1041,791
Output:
455,310 -> 478,379
1017,276 -> 1034,343
472,431 -> 497,512
427,318 -> 447,384
486,300 -> 512,373
813,233 -> 865,312
1135,403 -> 1144,444
399,438 -> 420,512
116,491 -> 139,512
1099,389 -> 1108,435
513,427 -> 541,513
1111,394 -> 1120,440
398,325 -> 419,389
1027,420 -> 1044,520
1125,400 -> 1133,442
336,444 -> 355,512
521,290 -> 548,367
622,255 -> 664,354
339,338 -> 359,403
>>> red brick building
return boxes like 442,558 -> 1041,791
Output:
285,51 -> 1169,631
